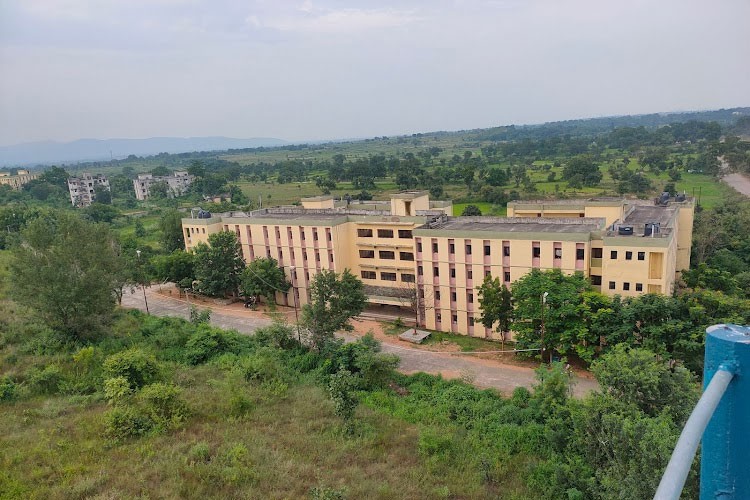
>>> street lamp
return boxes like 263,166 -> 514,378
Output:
541,291 -> 549,364
136,249 -> 149,314
288,266 -> 301,342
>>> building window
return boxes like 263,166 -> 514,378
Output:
315,252 -> 320,262
417,242 -> 423,252
623,282 -> 630,291
400,251 -> 414,261
468,293 -> 474,303
433,267 -> 440,277
359,250 -> 375,258
432,242 -> 439,253
327,231 -> 332,241
450,268 -> 456,278
381,272 -> 397,281
402,273 -> 415,282
533,247 -> 541,258
361,271 -> 376,279
330,253 -> 334,262
485,270 -> 491,277
378,229 -> 393,238
609,281 -> 616,290
435,291 -> 441,300
469,317 -> 475,326
466,244 -> 472,255
358,228 -> 373,237
449,243 -> 455,254
484,245 -> 491,256
313,230 -> 318,241
592,248 -> 603,258
452,314 -> 458,324
636,283 -> 643,291
503,246 -> 510,257
398,229 -> 412,238
576,248 -> 585,260
591,275 -> 602,285
504,271 -> 511,282
467,269 -> 473,279
418,265 -> 423,276
610,250 -> 618,259
450,292 -> 457,301
554,248 -> 562,260
638,252 -> 645,261
379,250 -> 395,259
625,251 -> 633,260
436,313 -> 442,322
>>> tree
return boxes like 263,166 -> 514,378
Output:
301,269 -> 367,350
461,205 -> 482,216
152,250 -> 196,286
93,184 -> 112,204
149,180 -> 169,199
10,213 -> 124,339
240,257 -> 290,306
477,275 -> 513,344
159,209 -> 185,252
562,155 -> 602,187
83,203 -> 120,223
134,218 -> 146,238
193,231 -> 245,297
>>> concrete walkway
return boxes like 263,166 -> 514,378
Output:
121,288 -> 599,397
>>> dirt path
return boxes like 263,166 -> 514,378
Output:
121,288 -> 599,397
719,156 -> 750,197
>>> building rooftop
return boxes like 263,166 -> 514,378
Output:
390,191 -> 429,199
419,216 -> 605,234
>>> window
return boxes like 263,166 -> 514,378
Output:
503,246 -> 510,257
591,275 -> 602,285
401,273 -> 415,282
638,252 -> 645,261
378,229 -> 393,238
449,243 -> 455,254
533,247 -> 541,258
327,231 -> 332,241
359,250 -> 375,258
381,272 -> 397,281
467,269 -> 473,279
484,245 -> 491,256
436,313 -> 442,322
330,253 -> 334,262
433,267 -> 440,277
592,248 -> 603,258
625,251 -> 633,260
623,282 -> 630,291
485,270 -> 491,277
636,283 -> 643,292
361,271 -> 376,279
451,292 -> 457,301
358,228 -> 373,237
468,293 -> 474,303
452,314 -> 458,323
417,242 -> 423,252
315,252 -> 320,261
609,281 -> 616,290
418,265 -> 423,276
504,271 -> 511,282
576,249 -> 585,260
466,244 -> 472,255
398,229 -> 412,238
610,250 -> 618,259
432,243 -> 439,253
400,251 -> 414,261
379,250 -> 395,259
435,291 -> 441,300
201,228 -> 205,234
450,268 -> 456,278
469,317 -> 475,326
313,230 -> 318,241
554,248 -> 562,260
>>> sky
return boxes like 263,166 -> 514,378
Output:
0,0 -> 748,146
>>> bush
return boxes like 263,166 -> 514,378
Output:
234,348 -> 286,383
103,348 -> 159,389
27,364 -> 64,395
187,441 -> 212,465
310,486 -> 347,500
418,428 -> 454,459
328,369 -> 358,433
104,406 -> 154,441
0,376 -> 18,401
184,326 -> 242,365
254,323 -> 298,350
137,383 -> 189,428
104,376 -> 133,404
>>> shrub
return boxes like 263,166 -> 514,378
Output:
104,376 -> 133,404
184,326 -> 241,365
0,376 -> 18,401
189,306 -> 211,325
27,364 -> 64,395
187,441 -> 212,465
310,486 -> 347,500
328,369 -> 358,433
234,348 -> 285,383
137,383 -> 189,428
103,348 -> 159,389
104,406 -> 153,441
254,323 -> 298,350
418,429 -> 454,459
228,392 -> 253,417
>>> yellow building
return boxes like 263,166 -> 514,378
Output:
0,169 -> 39,189
182,194 -> 693,339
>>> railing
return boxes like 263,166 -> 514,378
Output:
654,324 -> 750,500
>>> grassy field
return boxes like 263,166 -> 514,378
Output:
453,202 -> 507,217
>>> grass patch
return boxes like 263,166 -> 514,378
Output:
423,330 -> 504,352
453,203 -> 507,217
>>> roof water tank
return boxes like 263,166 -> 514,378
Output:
676,193 -> 686,202
618,225 -> 634,236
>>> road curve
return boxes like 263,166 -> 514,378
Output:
120,288 -> 598,397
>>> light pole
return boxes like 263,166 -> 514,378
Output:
288,266 -> 301,342
136,249 -> 149,314
541,291 -> 549,364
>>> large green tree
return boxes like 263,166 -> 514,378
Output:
477,275 -> 513,342
301,269 -> 367,350
10,213 -> 124,339
193,231 -> 245,297
152,250 -> 196,289
562,155 -> 603,187
239,257 -> 290,305
159,209 -> 185,252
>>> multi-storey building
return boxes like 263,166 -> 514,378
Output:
133,171 -> 193,200
0,169 -> 39,189
182,193 -> 693,339
67,173 -> 110,207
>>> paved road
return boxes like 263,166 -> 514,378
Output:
719,156 -> 750,197
121,289 -> 598,397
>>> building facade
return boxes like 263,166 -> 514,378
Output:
0,169 -> 39,189
182,194 -> 693,339
133,171 -> 193,200
67,173 -> 110,207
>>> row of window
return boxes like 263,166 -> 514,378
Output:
357,228 -> 413,238
435,313 -> 477,327
359,250 -> 414,260
610,250 -> 645,261
418,265 -> 512,283
417,241 -> 586,260
609,281 -> 643,292
360,271 -> 415,282
434,290 -> 475,303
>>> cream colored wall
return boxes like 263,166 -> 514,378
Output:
600,239 -> 675,297
183,221 -> 221,250
584,205 -> 624,226
675,203 -> 694,273
349,221 -> 419,292
391,194 -> 429,216
301,198 -> 335,209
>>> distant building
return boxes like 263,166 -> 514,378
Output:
67,173 -> 110,207
0,169 -> 39,189
133,171 -> 193,200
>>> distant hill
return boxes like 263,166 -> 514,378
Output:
0,136 -> 288,167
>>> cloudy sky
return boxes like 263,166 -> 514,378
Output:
0,0 -> 748,146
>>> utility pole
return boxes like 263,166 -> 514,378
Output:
136,249 -> 149,314
288,266 -> 301,342
541,291 -> 548,364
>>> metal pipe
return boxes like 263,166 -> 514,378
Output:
653,367 -> 734,500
